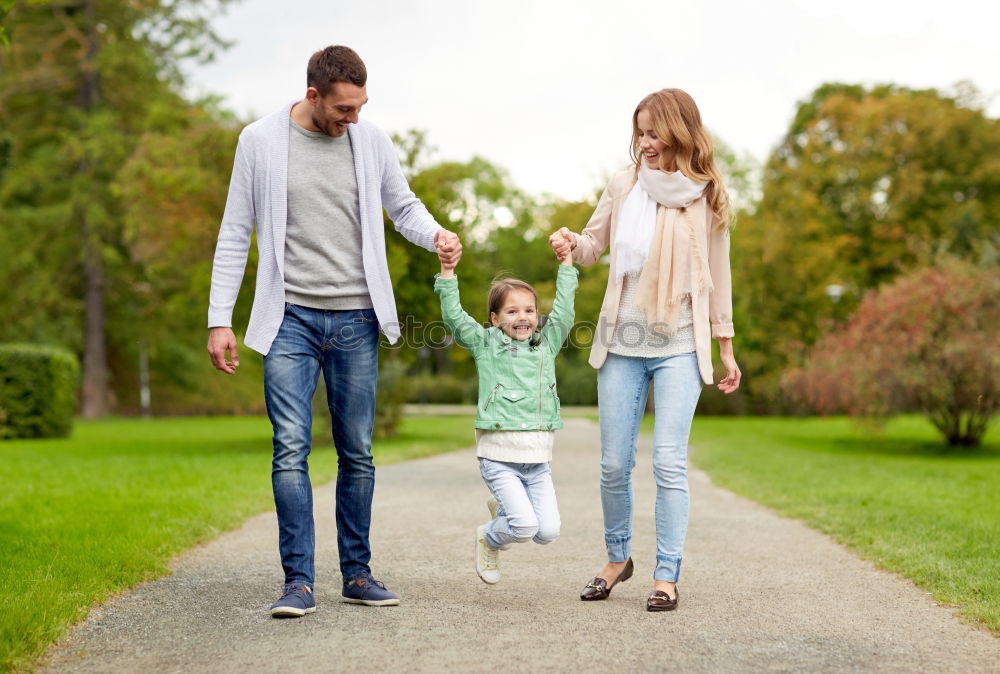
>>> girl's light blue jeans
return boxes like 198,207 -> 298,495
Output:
479,459 -> 560,550
597,352 -> 703,582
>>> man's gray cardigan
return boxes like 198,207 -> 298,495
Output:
208,102 -> 442,354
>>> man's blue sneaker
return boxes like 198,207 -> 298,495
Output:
341,571 -> 400,606
270,583 -> 316,617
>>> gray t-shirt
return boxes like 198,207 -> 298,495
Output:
283,118 -> 372,310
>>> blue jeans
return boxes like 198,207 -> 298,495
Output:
479,458 -> 560,549
263,304 -> 379,586
597,352 -> 703,582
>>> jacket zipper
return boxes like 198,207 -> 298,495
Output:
484,383 -> 501,411
537,348 -> 544,423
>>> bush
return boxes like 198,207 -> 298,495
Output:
374,357 -> 412,439
308,356 -> 413,444
0,343 -> 79,439
784,264 -> 1000,446
696,382 -> 750,416
406,373 -> 471,404
554,359 -> 598,405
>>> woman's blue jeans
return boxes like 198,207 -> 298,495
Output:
597,352 -> 703,582
263,304 -> 379,586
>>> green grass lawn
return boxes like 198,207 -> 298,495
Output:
686,415 -> 1000,633
0,415 -> 474,673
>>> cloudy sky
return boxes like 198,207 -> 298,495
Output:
186,0 -> 1000,201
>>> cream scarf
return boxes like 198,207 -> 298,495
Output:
614,163 -> 714,335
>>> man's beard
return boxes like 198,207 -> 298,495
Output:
312,112 -> 344,137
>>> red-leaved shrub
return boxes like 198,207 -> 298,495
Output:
784,264 -> 999,446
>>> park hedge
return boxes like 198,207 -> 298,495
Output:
0,343 -> 79,439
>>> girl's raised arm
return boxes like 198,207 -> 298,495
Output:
434,272 -> 486,355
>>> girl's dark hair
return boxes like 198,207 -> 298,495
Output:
487,277 -> 537,318
307,45 -> 367,96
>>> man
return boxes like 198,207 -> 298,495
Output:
207,45 -> 461,617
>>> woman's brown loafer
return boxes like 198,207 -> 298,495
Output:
580,558 -> 634,601
646,587 -> 679,612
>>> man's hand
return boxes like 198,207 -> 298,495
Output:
438,236 -> 458,279
435,229 -> 462,268
208,327 -> 240,375
548,227 -> 576,261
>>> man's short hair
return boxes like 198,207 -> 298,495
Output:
307,46 -> 367,96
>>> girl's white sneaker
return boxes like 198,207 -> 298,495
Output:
475,525 -> 501,584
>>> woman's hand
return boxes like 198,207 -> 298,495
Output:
716,338 -> 741,394
548,227 -> 576,261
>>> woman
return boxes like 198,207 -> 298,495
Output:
549,88 -> 741,612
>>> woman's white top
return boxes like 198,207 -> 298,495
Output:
609,272 -> 696,358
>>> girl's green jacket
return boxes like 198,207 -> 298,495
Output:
435,265 -> 579,431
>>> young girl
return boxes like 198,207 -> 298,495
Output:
549,88 -> 741,611
435,248 -> 578,584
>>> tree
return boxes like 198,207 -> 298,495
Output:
0,0 -> 236,416
734,83 -> 1000,410
0,0 -> 20,46
784,263 -> 999,446
113,103 -> 251,413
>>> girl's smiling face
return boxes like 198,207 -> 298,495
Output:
490,288 -> 538,341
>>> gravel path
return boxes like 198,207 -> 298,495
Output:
42,418 -> 999,673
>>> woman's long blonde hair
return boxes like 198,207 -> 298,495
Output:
630,88 -> 730,228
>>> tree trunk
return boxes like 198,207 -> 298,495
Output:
78,0 -> 111,418
80,228 -> 110,417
